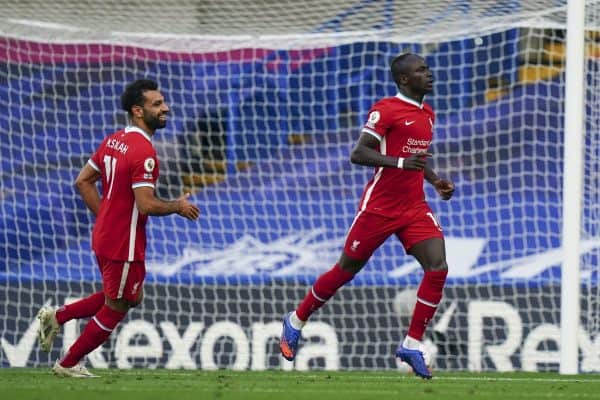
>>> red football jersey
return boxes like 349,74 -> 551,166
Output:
88,126 -> 159,261
358,92 -> 435,217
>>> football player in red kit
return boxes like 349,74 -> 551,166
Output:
37,79 -> 200,377
280,54 -> 454,379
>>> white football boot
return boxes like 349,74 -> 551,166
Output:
53,360 -> 99,378
37,306 -> 60,352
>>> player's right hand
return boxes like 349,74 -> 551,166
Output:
177,193 -> 200,220
402,152 -> 432,171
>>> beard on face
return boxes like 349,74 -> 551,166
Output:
144,110 -> 167,130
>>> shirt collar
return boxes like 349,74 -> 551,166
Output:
395,91 -> 424,109
125,125 -> 152,142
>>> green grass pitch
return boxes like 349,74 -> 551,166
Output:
1,369 -> 599,400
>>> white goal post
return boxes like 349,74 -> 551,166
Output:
560,0 -> 585,376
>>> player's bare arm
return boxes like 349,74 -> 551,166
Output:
425,165 -> 454,200
134,186 -> 200,220
350,132 -> 431,170
74,163 -> 102,216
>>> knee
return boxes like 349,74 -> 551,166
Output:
426,258 -> 448,272
338,253 -> 366,275
106,297 -> 130,313
128,290 -> 144,308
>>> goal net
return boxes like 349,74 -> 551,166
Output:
1,0 -> 599,372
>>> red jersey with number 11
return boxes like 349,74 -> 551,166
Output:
88,126 -> 159,262
358,92 -> 435,218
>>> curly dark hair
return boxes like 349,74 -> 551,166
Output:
120,79 -> 159,115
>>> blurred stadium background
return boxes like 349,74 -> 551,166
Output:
1,0 -> 600,373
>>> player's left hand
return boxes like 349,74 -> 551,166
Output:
433,179 -> 454,200
177,193 -> 201,220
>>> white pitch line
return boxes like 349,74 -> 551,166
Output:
434,376 -> 600,384
103,371 -> 600,384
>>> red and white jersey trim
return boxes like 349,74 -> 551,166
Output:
359,136 -> 387,211
361,127 -> 382,141
117,262 -> 131,299
88,159 -> 100,171
132,182 -> 154,189
92,316 -> 113,332
395,91 -> 424,109
125,125 -> 152,142
128,205 -> 139,261
127,126 -> 155,190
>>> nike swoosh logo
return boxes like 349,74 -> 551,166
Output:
405,120 -> 415,126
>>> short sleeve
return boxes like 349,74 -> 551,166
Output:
88,137 -> 108,172
361,102 -> 394,141
131,146 -> 159,190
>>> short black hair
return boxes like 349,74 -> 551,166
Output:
390,53 -> 419,86
120,79 -> 159,115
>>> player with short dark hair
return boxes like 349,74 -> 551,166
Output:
37,79 -> 200,377
280,53 -> 454,379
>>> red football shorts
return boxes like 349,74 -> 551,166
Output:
343,203 -> 444,261
95,255 -> 146,302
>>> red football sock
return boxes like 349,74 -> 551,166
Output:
60,305 -> 126,367
296,264 -> 355,321
55,291 -> 105,325
407,270 -> 448,341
